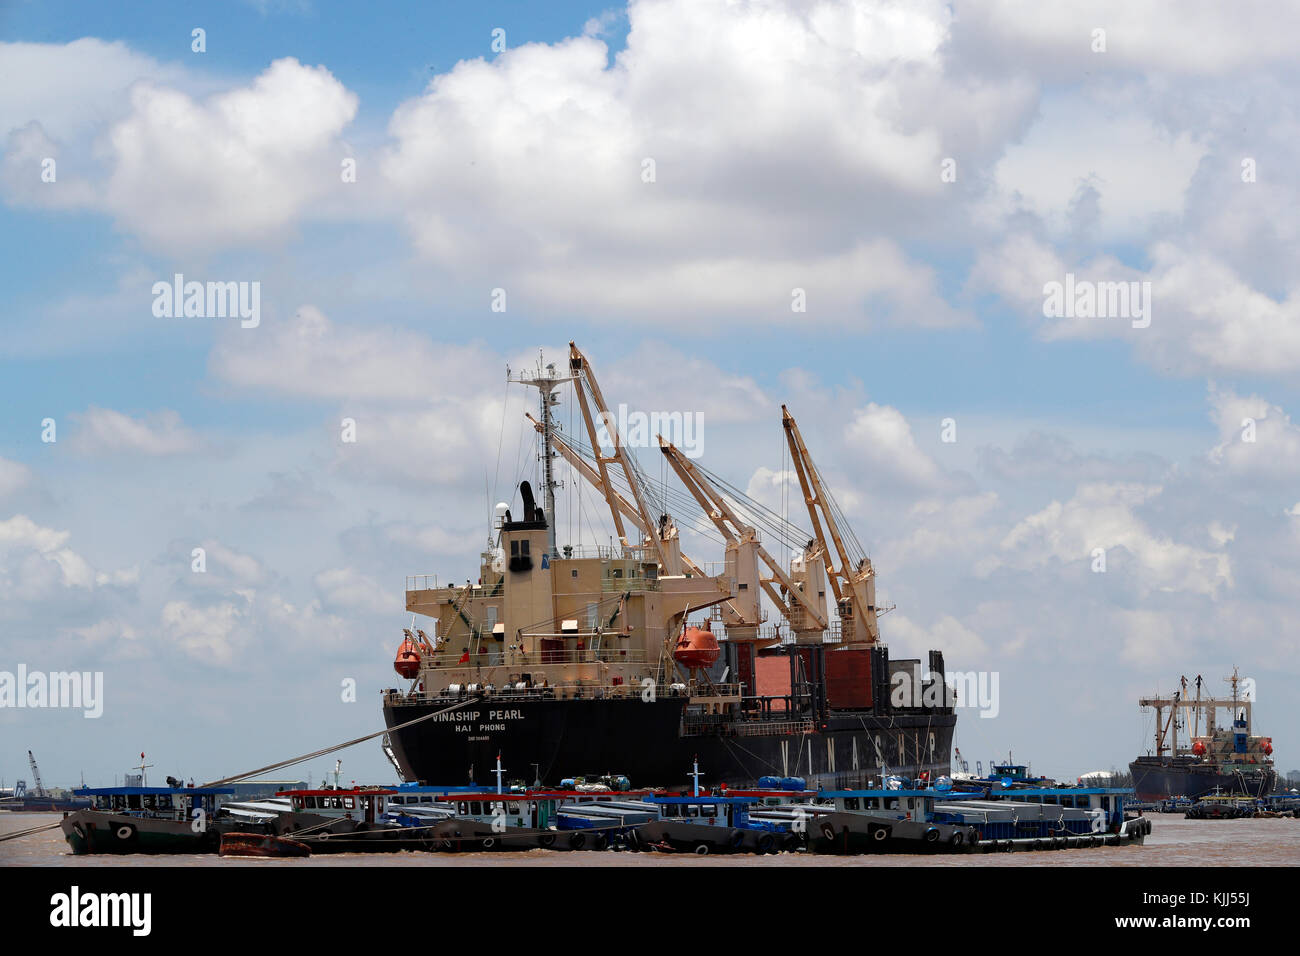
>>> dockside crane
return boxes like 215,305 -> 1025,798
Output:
27,750 -> 47,798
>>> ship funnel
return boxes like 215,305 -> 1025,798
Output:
520,481 -> 538,522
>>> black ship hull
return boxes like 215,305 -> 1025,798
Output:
1129,757 -> 1277,802
383,695 -> 955,789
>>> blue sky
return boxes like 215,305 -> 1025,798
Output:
2,0 -> 1299,789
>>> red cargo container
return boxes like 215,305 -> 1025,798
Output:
825,647 -> 873,710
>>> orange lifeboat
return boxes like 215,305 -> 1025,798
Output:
1191,740 -> 1207,756
1263,738 -> 1273,755
674,621 -> 720,669
394,633 -> 422,679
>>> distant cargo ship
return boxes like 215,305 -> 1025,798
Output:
382,344 -> 956,790
1129,671 -> 1276,801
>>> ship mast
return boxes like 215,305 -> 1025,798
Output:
510,355 -> 574,557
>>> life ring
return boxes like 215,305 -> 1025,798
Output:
440,838 -> 455,850
115,824 -> 136,841
569,832 -> 587,850
819,822 -> 837,842
481,836 -> 496,850
73,823 -> 86,839
539,832 -> 556,849
318,832 -> 330,841
694,843 -> 710,855
924,827 -> 941,843
757,833 -> 776,854
871,826 -> 888,842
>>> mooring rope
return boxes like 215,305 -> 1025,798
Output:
200,697 -> 481,788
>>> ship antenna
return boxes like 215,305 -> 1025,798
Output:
511,354 -> 575,558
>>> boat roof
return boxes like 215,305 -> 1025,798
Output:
74,786 -> 234,796
279,788 -> 397,797
941,787 -> 1134,797
645,794 -> 761,805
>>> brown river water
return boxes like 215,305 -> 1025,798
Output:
4,812 -> 1299,866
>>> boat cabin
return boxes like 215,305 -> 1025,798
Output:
279,788 -> 396,825
819,788 -> 937,821
73,786 -> 233,821
642,794 -> 761,828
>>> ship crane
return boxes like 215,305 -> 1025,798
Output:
564,342 -> 669,572
658,436 -> 829,643
782,406 -> 881,646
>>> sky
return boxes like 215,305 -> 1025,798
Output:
1,0 -> 1298,790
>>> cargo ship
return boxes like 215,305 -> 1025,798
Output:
1129,671 -> 1277,801
382,344 -> 956,791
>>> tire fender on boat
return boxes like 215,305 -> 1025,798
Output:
115,824 -> 136,841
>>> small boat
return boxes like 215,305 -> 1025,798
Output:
219,832 -> 311,858
630,760 -> 802,855
61,784 -> 235,855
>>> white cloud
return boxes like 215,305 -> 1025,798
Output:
0,457 -> 34,498
378,0 -> 1018,325
844,403 -> 948,491
999,482 -> 1232,596
101,57 -> 357,249
314,567 -> 396,614
160,599 -> 247,665
72,406 -> 201,456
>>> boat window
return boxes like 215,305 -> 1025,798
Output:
663,804 -> 678,817
844,797 -> 859,810
343,797 -> 355,810
885,799 -> 898,810
457,802 -> 468,814
685,805 -> 698,817
701,804 -> 717,818
127,794 -> 142,810
866,798 -> 879,809
470,801 -> 483,815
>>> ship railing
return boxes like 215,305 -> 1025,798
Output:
419,648 -> 654,669
601,572 -> 660,592
406,578 -> 505,598
386,679 -> 706,703
554,544 -> 656,562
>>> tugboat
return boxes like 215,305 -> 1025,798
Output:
382,343 -> 956,791
62,785 -> 235,855
1129,670 -> 1277,801
630,760 -> 801,854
